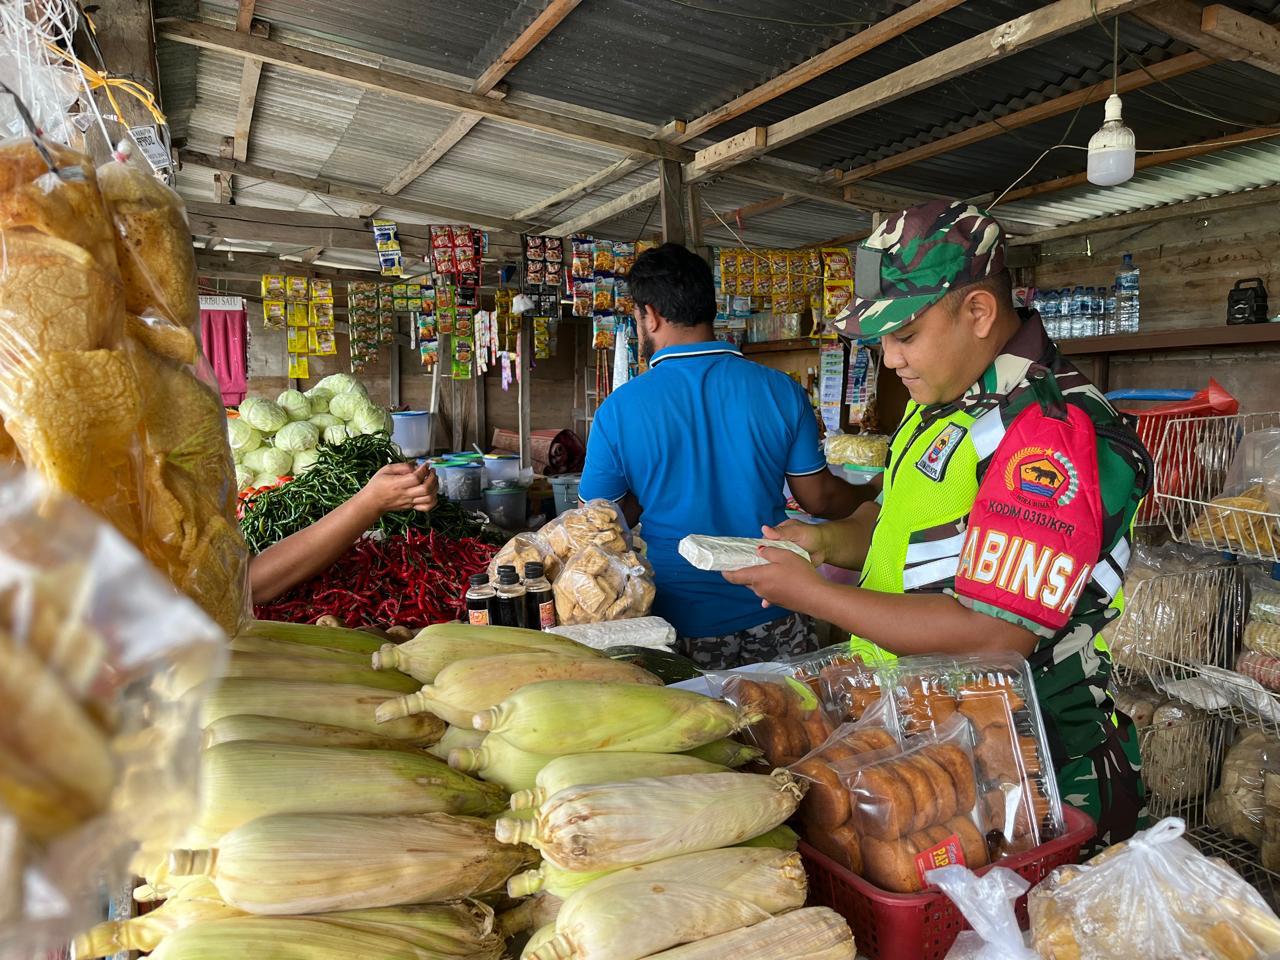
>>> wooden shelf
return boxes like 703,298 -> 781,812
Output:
1058,322 -> 1280,355
742,337 -> 835,355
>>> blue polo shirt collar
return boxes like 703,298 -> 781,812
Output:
649,341 -> 743,367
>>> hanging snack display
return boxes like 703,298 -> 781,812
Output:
372,218 -> 402,277
822,248 -> 854,322
0,136 -> 250,634
347,281 -> 381,372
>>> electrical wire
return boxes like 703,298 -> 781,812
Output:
1089,1 -> 1276,129
656,0 -> 873,29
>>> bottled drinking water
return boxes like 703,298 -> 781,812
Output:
1105,283 -> 1118,336
1071,285 -> 1088,339
1086,287 -> 1100,337
1116,253 -> 1140,334
1041,289 -> 1059,338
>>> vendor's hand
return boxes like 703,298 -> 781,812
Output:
359,462 -> 439,514
763,520 -> 826,567
723,545 -> 827,613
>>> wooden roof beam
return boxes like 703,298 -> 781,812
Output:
185,201 -> 435,254
379,0 -> 582,198
159,20 -> 691,162
1201,4 -> 1280,75
681,0 -> 968,142
179,150 -> 531,235
838,50 -> 1213,185
1133,0 -> 1280,76
686,0 -> 1161,177
549,179 -> 661,237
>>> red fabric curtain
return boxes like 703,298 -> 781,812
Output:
200,308 -> 248,406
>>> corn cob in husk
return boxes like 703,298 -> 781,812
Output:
508,751 -> 727,810
371,624 -> 602,683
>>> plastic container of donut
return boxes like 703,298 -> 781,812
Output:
800,805 -> 1095,960
869,654 -> 1066,857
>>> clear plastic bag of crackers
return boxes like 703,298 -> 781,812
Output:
0,129 -> 248,636
552,544 -> 654,625
539,498 -> 635,567
0,466 -> 225,960
1029,817 -> 1280,959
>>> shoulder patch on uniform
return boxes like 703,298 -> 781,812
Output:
916,422 -> 968,482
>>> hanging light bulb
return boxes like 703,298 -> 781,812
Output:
1087,93 -> 1136,186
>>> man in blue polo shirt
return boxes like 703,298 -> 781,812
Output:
579,243 -> 862,668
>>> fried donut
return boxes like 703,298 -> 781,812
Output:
892,755 -> 940,833
926,743 -> 978,813
913,751 -> 958,821
854,764 -> 916,840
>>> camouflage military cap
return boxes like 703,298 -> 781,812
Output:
835,199 -> 1007,339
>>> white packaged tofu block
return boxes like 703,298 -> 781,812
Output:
546,616 -> 677,651
677,534 -> 811,572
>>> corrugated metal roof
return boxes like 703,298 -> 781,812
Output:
159,0 -> 1280,254
996,140 -> 1280,228
196,0 -> 544,78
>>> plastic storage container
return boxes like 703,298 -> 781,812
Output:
484,454 -> 522,486
441,462 -> 484,502
483,486 -> 527,530
801,805 -> 1095,960
550,473 -> 582,516
390,411 -> 432,457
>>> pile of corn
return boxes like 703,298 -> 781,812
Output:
372,623 -> 858,958
76,620 -> 856,959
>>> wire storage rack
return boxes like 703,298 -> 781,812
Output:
1154,412 -> 1280,565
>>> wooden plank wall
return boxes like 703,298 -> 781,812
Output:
1031,202 -> 1280,412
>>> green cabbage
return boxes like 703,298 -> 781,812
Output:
329,393 -> 361,422
227,418 -> 262,460
292,449 -> 321,474
241,397 -> 288,433
314,373 -> 368,398
252,472 -> 283,488
235,464 -> 255,490
309,413 -> 341,430
308,393 -> 331,415
277,389 -> 310,422
243,446 -> 293,477
351,402 -> 391,436
323,424 -> 349,445
275,420 -> 320,453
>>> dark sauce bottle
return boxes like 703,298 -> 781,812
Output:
465,574 -> 495,625
523,562 -> 557,631
494,569 -> 528,629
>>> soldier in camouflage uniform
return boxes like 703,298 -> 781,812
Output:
726,200 -> 1152,847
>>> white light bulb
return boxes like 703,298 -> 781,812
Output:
1087,94 -> 1136,187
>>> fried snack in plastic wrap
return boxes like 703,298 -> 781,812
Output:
1141,700 -> 1215,808
1030,817 -> 1280,960
823,433 -> 889,469
489,531 -> 562,582
553,545 -> 654,625
0,138 -> 247,634
0,466 -> 224,960
541,499 -> 632,565
1206,730 -> 1278,847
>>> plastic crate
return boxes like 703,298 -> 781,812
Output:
800,805 -> 1095,960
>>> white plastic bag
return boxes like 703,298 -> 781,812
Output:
927,865 -> 1034,960
1030,817 -> 1280,959
678,534 -> 810,572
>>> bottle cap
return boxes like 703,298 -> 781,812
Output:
469,573 -> 489,587
496,564 -> 517,576
525,562 -> 545,579
498,570 -> 521,585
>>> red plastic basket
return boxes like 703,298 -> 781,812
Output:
800,806 -> 1095,960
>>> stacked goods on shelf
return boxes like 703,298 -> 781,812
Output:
0,137 -> 248,633
229,373 -> 391,492
0,469 -> 224,957
488,501 -> 656,625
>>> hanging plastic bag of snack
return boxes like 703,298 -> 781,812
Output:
1030,817 -> 1280,959
553,544 -> 654,625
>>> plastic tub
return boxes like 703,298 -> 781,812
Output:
441,463 -> 484,502
484,454 -> 522,487
800,806 -> 1095,960
550,473 -> 582,516
391,411 -> 432,457
483,486 -> 528,530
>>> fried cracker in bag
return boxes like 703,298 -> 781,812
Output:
553,545 -> 654,625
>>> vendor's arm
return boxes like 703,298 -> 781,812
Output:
725,549 -> 1036,657
250,462 -> 438,603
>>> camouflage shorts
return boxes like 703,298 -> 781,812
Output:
676,613 -> 820,670
1058,712 -> 1147,853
